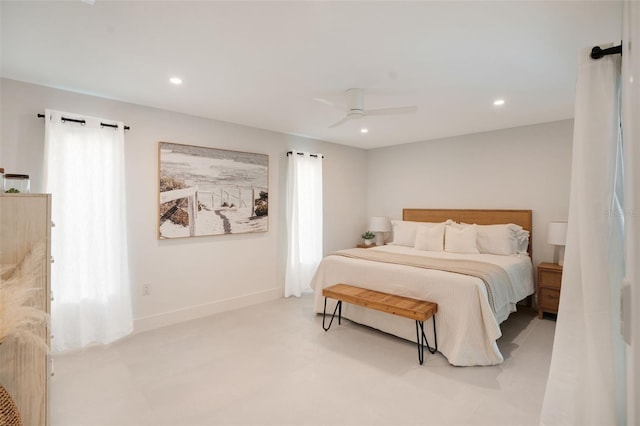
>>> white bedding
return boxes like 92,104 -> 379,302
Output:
311,245 -> 534,366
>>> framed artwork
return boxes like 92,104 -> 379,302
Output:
158,142 -> 268,239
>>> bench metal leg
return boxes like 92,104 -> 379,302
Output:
415,316 -> 438,365
323,298 -> 342,331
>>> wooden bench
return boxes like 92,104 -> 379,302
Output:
322,283 -> 438,364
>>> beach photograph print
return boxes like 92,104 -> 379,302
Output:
158,142 -> 268,239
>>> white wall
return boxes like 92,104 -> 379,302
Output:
0,78 -> 368,331
366,120 -> 574,267
0,78 -> 575,333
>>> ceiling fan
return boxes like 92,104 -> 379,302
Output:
319,88 -> 418,128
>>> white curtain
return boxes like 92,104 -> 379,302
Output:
285,151 -> 323,297
540,49 -> 625,424
44,109 -> 133,352
622,2 -> 640,422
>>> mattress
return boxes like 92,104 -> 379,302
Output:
311,245 -> 534,366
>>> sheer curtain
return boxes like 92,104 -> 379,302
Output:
622,2 -> 640,422
540,49 -> 625,425
44,109 -> 133,352
285,151 -> 323,297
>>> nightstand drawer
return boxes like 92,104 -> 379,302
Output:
539,287 -> 560,310
539,269 -> 562,288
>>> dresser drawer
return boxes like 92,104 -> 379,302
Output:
539,287 -> 560,312
539,269 -> 562,288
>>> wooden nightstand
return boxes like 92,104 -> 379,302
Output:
537,262 -> 563,319
357,243 -> 377,248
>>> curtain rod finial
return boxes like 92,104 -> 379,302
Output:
590,46 -> 604,59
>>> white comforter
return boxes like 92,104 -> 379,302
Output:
311,245 -> 534,366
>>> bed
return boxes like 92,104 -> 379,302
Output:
311,208 -> 534,366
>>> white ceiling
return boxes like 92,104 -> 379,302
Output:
0,1 -> 622,149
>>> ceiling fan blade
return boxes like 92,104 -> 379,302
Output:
365,106 -> 418,116
313,97 -> 344,111
329,116 -> 354,128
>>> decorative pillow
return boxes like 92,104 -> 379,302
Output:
389,220 -> 421,247
475,224 -> 523,255
444,224 -> 479,254
414,222 -> 445,251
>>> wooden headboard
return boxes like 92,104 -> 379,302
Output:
403,208 -> 533,258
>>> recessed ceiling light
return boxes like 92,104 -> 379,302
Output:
493,99 -> 505,106
169,77 -> 183,85
360,128 -> 368,133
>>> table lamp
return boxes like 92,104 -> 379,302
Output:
547,221 -> 568,265
369,216 -> 391,246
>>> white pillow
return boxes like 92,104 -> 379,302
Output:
445,224 -> 479,254
414,222 -> 445,251
475,224 -> 522,255
517,230 -> 530,255
389,220 -> 421,247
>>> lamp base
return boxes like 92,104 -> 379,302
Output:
553,246 -> 565,266
558,246 -> 565,266
375,232 -> 385,246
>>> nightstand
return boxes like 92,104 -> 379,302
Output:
357,243 -> 377,248
537,262 -> 563,319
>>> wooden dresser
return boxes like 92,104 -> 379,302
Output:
537,262 -> 563,319
0,194 -> 52,425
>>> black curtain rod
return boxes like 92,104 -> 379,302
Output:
286,151 -> 324,158
37,113 -> 130,131
590,43 -> 622,60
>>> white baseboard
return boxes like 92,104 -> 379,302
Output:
133,287 -> 281,333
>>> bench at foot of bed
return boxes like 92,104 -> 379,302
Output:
322,283 -> 438,365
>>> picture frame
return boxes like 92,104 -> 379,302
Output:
158,142 -> 268,239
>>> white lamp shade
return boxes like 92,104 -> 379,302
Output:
369,216 -> 391,232
547,221 -> 568,246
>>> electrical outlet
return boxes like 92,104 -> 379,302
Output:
142,283 -> 151,296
